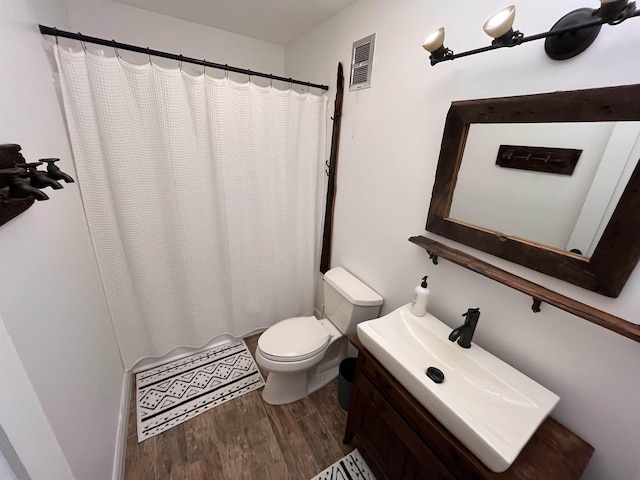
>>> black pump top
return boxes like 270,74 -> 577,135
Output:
463,307 -> 480,319
421,275 -> 428,288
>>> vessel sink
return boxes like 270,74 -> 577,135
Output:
356,304 -> 559,473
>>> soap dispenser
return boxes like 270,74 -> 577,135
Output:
411,275 -> 430,316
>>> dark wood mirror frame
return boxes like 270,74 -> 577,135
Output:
427,84 -> 640,298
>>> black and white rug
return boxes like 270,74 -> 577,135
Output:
311,449 -> 377,480
136,339 -> 265,441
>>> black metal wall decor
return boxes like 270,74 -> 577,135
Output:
0,144 -> 74,227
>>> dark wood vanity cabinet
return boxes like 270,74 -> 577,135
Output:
344,337 -> 594,480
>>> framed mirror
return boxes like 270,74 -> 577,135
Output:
427,84 -> 640,298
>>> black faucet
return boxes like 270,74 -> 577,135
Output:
448,308 -> 480,348
0,167 -> 49,201
18,162 -> 63,190
40,158 -> 75,183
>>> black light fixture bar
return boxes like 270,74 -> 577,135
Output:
424,2 -> 640,66
443,15 -> 620,62
38,25 -> 329,91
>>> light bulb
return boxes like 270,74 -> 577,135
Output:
483,5 -> 516,39
422,27 -> 445,53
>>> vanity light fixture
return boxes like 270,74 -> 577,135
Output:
422,0 -> 640,65
421,27 -> 453,64
482,5 -> 523,47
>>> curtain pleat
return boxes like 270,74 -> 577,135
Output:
55,46 -> 327,369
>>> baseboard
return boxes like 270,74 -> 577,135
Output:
112,371 -> 132,480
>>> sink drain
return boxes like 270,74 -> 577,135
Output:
426,366 -> 445,384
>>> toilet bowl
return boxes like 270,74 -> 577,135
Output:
256,267 -> 383,405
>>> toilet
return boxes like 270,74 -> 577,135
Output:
256,267 -> 383,405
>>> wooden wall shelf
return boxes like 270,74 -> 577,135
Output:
409,235 -> 640,343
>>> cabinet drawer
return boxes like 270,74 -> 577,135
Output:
359,352 -> 480,476
353,374 -> 455,479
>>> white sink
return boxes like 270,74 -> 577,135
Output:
356,304 -> 559,473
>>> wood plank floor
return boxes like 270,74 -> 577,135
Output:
124,335 -> 354,480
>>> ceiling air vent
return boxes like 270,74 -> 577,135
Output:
349,33 -> 375,91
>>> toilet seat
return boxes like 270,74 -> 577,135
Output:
258,316 -> 331,362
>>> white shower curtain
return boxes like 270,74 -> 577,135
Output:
55,46 -> 327,369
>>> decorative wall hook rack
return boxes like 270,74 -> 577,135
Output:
422,0 -> 640,65
0,144 -> 74,227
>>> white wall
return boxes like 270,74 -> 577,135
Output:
0,2 -> 287,478
64,0 -> 284,79
0,1 -> 124,479
0,316 -> 74,480
570,123 -> 640,255
285,1 -> 640,479
451,122 -> 613,250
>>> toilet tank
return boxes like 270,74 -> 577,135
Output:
323,267 -> 383,335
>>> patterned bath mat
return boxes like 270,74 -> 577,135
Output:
136,339 -> 264,441
311,449 -> 377,480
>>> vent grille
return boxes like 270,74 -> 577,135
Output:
352,65 -> 369,85
354,44 -> 370,64
349,33 -> 375,91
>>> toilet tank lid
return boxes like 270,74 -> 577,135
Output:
324,267 -> 383,307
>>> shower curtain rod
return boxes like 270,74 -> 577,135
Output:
38,25 -> 329,91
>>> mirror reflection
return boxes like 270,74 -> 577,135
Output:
449,121 -> 640,257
